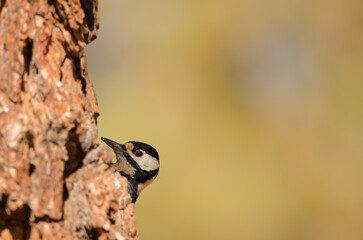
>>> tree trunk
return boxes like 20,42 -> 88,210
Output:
0,0 -> 138,239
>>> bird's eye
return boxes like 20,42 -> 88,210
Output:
135,150 -> 143,157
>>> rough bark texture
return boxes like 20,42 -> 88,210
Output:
0,0 -> 138,239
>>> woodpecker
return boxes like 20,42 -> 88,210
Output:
101,137 -> 159,203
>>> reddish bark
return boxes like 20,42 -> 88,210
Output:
0,0 -> 138,239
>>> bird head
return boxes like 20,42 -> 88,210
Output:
101,137 -> 159,202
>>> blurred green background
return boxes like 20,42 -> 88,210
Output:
86,0 -> 363,239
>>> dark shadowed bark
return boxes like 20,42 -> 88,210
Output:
0,0 -> 138,239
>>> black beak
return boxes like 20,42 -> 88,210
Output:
101,137 -> 126,152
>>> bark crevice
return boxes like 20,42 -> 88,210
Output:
0,195 -> 31,240
0,0 -> 6,15
22,38 -> 33,77
65,125 -> 85,178
80,0 -> 95,32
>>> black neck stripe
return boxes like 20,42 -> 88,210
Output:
118,171 -> 133,182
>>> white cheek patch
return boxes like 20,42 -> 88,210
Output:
133,154 -> 159,171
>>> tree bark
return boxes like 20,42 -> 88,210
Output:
0,0 -> 138,239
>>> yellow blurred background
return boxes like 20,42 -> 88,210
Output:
86,0 -> 363,239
